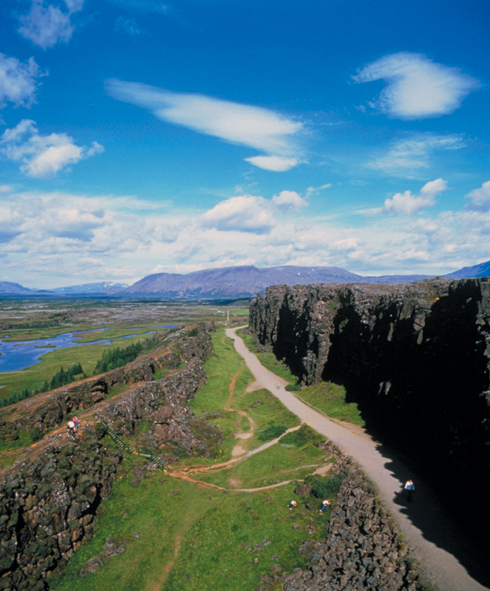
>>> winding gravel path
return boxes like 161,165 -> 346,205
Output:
226,327 -> 489,591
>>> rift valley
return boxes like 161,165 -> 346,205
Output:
0,282 -> 489,591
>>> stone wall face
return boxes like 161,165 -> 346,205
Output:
284,468 -> 430,591
0,431 -> 122,591
250,279 -> 490,535
0,325 -> 217,590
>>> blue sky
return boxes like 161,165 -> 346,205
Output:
0,0 -> 489,288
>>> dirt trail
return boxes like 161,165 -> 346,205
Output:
227,326 -> 490,591
149,510 -> 193,591
224,366 -> 257,457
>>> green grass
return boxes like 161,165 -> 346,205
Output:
238,328 -> 365,427
0,333 -> 155,402
294,382 -> 365,427
47,326 -> 338,591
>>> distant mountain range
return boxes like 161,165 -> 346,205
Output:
52,282 -> 129,295
0,281 -> 128,296
1,260 -> 489,299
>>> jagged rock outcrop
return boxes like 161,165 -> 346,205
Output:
284,468 -> 431,591
250,278 -> 490,539
0,428 -> 122,591
0,324 -> 220,589
0,325 -> 212,443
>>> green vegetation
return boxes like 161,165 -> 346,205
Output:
281,424 -> 325,448
238,328 -> 365,427
0,362 -> 84,408
295,382 -> 365,427
93,342 -> 144,374
48,326 -> 339,591
257,424 -> 288,441
304,472 -> 346,498
0,334 -> 151,403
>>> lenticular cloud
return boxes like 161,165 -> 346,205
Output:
105,79 -> 302,171
353,53 -> 479,119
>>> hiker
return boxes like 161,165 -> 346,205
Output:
288,500 -> 297,511
67,420 -> 76,436
319,499 -> 331,512
72,416 -> 78,431
404,479 -> 414,501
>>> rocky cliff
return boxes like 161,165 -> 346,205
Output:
250,279 -> 490,541
0,325 -> 220,590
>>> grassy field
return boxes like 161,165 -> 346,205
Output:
48,327 -> 337,591
237,328 -> 365,427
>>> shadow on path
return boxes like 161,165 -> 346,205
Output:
374,441 -> 490,589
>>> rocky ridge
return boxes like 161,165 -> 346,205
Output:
249,278 -> 490,541
0,325 -> 222,590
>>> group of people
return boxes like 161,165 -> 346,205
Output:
287,480 -> 414,514
288,499 -> 331,512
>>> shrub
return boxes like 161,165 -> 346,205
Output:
285,384 -> 301,392
280,424 -> 324,447
257,425 -> 288,441
304,473 -> 346,498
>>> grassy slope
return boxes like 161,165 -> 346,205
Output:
48,328 -> 335,591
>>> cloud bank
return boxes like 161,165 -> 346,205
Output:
1,119 -> 104,178
353,53 -> 479,119
1,181 -> 490,286
105,79 -> 303,171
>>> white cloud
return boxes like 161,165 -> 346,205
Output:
0,119 -> 104,178
0,54 -> 42,109
379,178 -> 448,216
366,134 -> 464,177
18,0 -> 84,49
353,52 -> 479,119
272,190 -> 308,212
201,195 -> 275,233
105,79 -> 303,171
465,181 -> 490,212
245,155 -> 299,172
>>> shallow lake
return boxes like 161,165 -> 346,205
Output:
0,328 -> 158,373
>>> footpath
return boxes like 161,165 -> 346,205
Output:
226,327 -> 489,591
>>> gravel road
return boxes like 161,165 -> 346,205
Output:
227,327 -> 489,591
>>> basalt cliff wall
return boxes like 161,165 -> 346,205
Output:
250,279 -> 490,538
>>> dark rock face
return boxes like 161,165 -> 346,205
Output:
0,429 -> 122,591
250,279 -> 490,537
284,468 -> 430,591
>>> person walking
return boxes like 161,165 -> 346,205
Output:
72,416 -> 78,431
288,500 -> 297,511
404,479 -> 415,501
319,499 -> 331,512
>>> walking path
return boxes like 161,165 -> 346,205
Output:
226,326 -> 489,591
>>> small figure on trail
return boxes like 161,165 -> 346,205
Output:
289,500 -> 297,511
319,499 -> 331,512
67,420 -> 76,436
404,479 -> 414,501
72,416 -> 78,431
